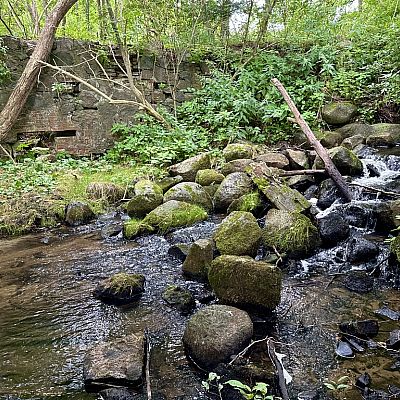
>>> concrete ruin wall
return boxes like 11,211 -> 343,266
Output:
0,37 -> 207,155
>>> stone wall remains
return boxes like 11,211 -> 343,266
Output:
0,37 -> 207,155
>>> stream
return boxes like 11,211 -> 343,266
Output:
0,147 -> 399,400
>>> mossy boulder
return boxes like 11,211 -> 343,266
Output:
168,153 -> 211,181
321,102 -> 357,125
208,255 -> 282,310
336,123 -> 374,139
262,209 -> 319,257
156,175 -> 183,193
65,201 -> 95,226
223,143 -> 254,162
183,304 -> 253,368
203,184 -> 220,198
93,273 -> 145,304
182,238 -> 214,280
123,218 -> 142,239
227,191 -> 264,215
254,152 -> 290,169
162,285 -> 196,313
341,134 -> 365,150
163,182 -> 213,211
314,146 -> 363,176
195,169 -> 225,186
319,131 -> 344,149
366,124 -> 400,147
126,180 -> 163,218
214,211 -> 262,257
252,176 -> 310,213
375,200 -> 400,233
141,200 -> 208,233
86,182 -> 125,203
221,159 -> 253,175
214,172 -> 253,211
390,236 -> 400,263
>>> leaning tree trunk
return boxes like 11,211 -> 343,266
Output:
0,0 -> 79,142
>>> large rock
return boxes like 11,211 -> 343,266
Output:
168,153 -> 211,181
195,169 -> 225,186
319,131 -> 344,148
155,175 -> 183,192
65,201 -> 95,226
183,305 -> 253,368
315,146 -> 363,176
93,273 -> 145,304
221,159 -> 253,175
321,102 -> 357,125
336,123 -> 374,139
252,176 -> 310,213
366,124 -> 400,147
254,152 -> 289,169
84,334 -> 144,391
286,149 -> 309,169
182,238 -> 214,279
214,211 -> 262,257
223,143 -> 254,161
213,172 -> 253,211
126,180 -> 163,218
141,200 -> 208,233
262,209 -> 319,257
208,255 -> 282,310
317,211 -> 350,246
227,191 -> 264,215
374,200 -> 400,233
317,179 -> 346,210
163,182 -> 213,211
341,134 -> 365,150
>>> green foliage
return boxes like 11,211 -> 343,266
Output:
0,39 -> 10,85
226,380 -> 274,400
106,114 -> 212,166
323,376 -> 351,392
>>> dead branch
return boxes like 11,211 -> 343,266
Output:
228,335 -> 269,366
266,338 -> 290,400
349,182 -> 400,197
279,169 -> 326,176
145,330 -> 152,400
272,78 -> 353,202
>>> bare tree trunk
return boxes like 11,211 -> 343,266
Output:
0,0 -> 79,142
271,78 -> 352,201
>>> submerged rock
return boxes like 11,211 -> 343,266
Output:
93,273 -> 145,304
214,172 -> 253,211
317,211 -> 350,246
183,304 -> 253,368
84,334 -> 144,391
214,211 -> 262,257
182,238 -> 214,279
98,388 -> 137,400
162,285 -> 196,313
263,209 -> 318,257
101,222 -> 123,239
317,179 -> 346,210
339,320 -> 379,338
65,201 -> 95,226
387,329 -> 400,350
168,153 -> 211,181
343,272 -> 374,294
223,143 -> 254,162
195,169 -> 225,186
141,200 -> 208,233
163,182 -> 213,211
208,255 -> 282,310
126,180 -> 163,219
356,373 -> 372,389
168,243 -> 191,262
335,340 -> 354,358
375,306 -> 400,321
321,102 -> 357,125
347,237 -> 379,263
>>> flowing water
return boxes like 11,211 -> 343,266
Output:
0,147 -> 399,400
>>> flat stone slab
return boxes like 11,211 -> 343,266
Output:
84,333 -> 144,392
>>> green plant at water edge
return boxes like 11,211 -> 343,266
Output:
202,372 -> 224,400
324,375 -> 351,394
226,380 -> 275,400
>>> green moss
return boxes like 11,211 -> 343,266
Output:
142,200 -> 208,234
103,273 -> 145,294
263,211 -> 318,257
390,235 -> 400,262
195,169 -> 225,186
214,211 -> 262,256
228,191 -> 262,214
123,218 -> 143,239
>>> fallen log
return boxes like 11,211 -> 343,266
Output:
279,169 -> 326,177
271,78 -> 353,202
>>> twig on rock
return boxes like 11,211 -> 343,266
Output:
228,335 -> 269,365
